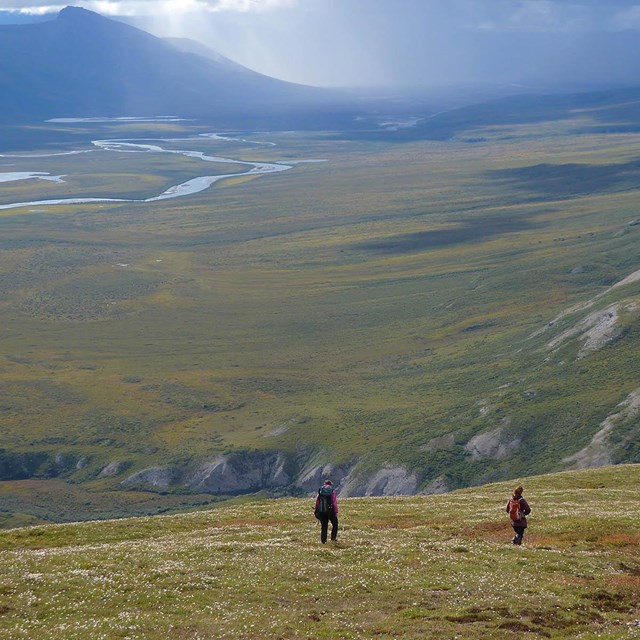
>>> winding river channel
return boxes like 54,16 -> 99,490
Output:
0,134 -> 304,211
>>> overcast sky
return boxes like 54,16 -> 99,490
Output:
1,0 -> 640,87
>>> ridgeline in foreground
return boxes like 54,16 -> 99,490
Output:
1,465 -> 638,639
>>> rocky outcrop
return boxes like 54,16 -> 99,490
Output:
54,452 -> 95,474
295,459 -> 420,497
4,445 -> 430,500
422,476 -> 449,494
98,461 -> 129,478
118,451 -> 296,495
530,266 -> 640,342
186,452 -> 291,494
295,461 -> 355,493
464,423 -> 521,461
564,387 -> 640,469
339,464 -> 419,497
546,303 -> 623,360
120,466 -> 176,489
116,453 -> 421,498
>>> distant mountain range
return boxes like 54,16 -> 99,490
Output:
349,85 -> 640,143
3,5 -> 640,133
0,6 -> 340,123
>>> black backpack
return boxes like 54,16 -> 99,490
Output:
317,485 -> 334,516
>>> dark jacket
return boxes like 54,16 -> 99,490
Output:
315,486 -> 339,515
506,495 -> 531,528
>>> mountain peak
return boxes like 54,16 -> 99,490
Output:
0,4 -> 323,122
58,6 -> 106,22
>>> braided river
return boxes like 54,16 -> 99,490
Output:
0,133 -> 309,211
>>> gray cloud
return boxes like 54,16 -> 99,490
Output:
0,0 -> 299,14
461,0 -> 640,32
2,0 -> 639,28
2,0 -> 640,87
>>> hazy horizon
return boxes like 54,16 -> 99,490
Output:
1,0 -> 640,89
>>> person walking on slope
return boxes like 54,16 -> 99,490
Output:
506,485 -> 531,545
315,479 -> 339,544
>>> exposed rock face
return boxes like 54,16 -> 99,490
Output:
564,387 -> 640,468
98,461 -> 128,478
54,453 -> 69,467
564,425 -> 614,468
187,452 -> 291,494
339,464 -> 419,497
464,424 -> 521,461
546,303 -> 621,359
422,476 -> 449,494
121,467 -> 175,489
296,460 -> 420,497
529,269 -> 640,348
53,452 -> 80,474
296,461 -> 355,493
117,451 -> 423,498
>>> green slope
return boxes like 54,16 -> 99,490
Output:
1,113 -> 640,520
0,465 -> 638,639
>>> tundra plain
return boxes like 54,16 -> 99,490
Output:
1,116 -> 640,523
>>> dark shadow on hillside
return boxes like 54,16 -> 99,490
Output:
337,97 -> 575,142
489,159 -> 640,198
337,87 -> 640,143
355,214 -> 538,255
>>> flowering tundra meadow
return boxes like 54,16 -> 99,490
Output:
0,465 -> 638,639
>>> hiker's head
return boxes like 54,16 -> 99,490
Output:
324,479 -> 333,486
514,485 -> 524,496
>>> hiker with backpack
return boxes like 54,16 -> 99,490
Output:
314,479 -> 339,544
506,485 -> 531,545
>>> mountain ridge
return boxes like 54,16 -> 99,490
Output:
0,6 -> 335,123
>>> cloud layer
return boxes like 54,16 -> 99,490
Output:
1,0 -> 298,15
2,0 -> 640,87
0,0 -> 638,23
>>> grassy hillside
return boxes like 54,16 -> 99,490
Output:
1,112 -> 640,520
0,465 -> 638,639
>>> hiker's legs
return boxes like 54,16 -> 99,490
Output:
512,526 -> 525,545
320,516 -> 330,543
329,514 -> 339,541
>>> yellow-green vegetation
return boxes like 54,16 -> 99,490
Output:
0,466 -> 638,639
1,116 -> 640,520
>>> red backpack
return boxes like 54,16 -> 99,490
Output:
508,497 -> 523,521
